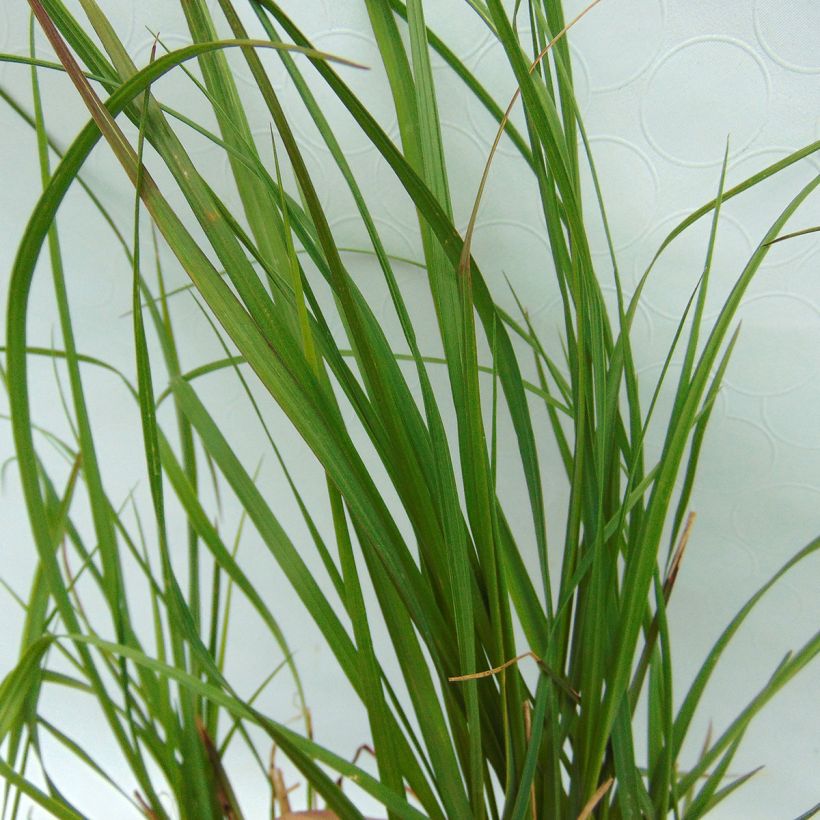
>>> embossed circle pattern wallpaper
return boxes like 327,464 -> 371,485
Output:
0,0 -> 818,818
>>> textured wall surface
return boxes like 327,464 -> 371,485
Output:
1,1 -> 818,817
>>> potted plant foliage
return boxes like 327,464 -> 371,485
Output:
1,0 -> 818,817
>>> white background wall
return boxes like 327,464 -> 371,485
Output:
1,0 -> 818,817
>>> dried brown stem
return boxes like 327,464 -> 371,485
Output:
449,649 -> 581,704
577,777 -> 614,820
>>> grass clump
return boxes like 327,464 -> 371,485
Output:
1,1 -> 818,818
